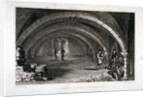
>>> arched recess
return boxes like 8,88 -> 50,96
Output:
28,32 -> 97,60
30,35 -> 88,58
35,36 -> 91,59
17,12 -> 127,53
22,23 -> 108,56
31,33 -> 95,57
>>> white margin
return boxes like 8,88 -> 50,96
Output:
3,0 -> 143,96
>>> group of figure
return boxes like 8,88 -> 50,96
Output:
96,49 -> 124,80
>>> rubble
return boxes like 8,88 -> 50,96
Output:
16,64 -> 48,82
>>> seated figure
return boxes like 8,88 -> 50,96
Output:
108,62 -> 124,80
34,64 -> 48,81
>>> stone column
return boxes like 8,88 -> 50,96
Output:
104,51 -> 108,60
121,52 -> 128,79
103,48 -> 108,60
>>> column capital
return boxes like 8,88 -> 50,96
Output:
104,51 -> 108,55
121,51 -> 128,57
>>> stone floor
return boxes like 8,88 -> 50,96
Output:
17,59 -> 116,85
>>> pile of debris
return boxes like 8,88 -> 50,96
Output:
16,64 -> 48,83
16,46 -> 48,82
16,66 -> 35,82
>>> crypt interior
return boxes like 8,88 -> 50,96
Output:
16,8 -> 135,84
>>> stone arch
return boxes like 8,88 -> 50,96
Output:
22,23 -> 108,56
53,38 -> 60,50
32,36 -> 88,58
17,12 -> 127,53
28,31 -> 97,60
35,36 -> 91,59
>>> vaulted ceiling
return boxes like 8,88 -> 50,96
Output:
16,8 -> 131,59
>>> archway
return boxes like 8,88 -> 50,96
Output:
22,23 -> 108,57
28,32 -> 97,61
17,12 -> 127,52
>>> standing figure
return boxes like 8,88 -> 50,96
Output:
96,50 -> 103,70
108,59 -> 114,69
61,47 -> 65,61
16,46 -> 26,66
54,48 -> 58,60
111,49 -> 118,64
56,50 -> 62,61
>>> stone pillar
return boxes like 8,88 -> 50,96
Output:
121,52 -> 128,79
103,48 -> 108,60
104,51 -> 108,60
